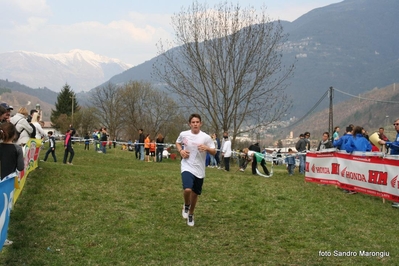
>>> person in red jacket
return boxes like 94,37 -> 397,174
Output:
63,128 -> 75,165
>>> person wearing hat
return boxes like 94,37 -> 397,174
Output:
0,103 -> 13,123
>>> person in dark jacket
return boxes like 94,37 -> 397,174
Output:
317,132 -> 334,151
43,131 -> 57,162
248,142 -> 261,175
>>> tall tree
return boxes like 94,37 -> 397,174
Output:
50,83 -> 79,131
154,1 -> 294,146
89,82 -> 124,139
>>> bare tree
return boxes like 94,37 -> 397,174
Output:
90,82 -> 124,139
154,1 -> 294,146
74,106 -> 100,137
119,81 -> 185,141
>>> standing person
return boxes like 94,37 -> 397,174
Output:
333,126 -> 353,150
218,132 -> 228,169
0,122 -> 24,246
43,131 -> 57,162
84,133 -> 90,150
10,107 -> 34,145
144,134 -> 150,162
344,126 -> 371,153
317,132 -> 333,151
149,139 -> 156,162
176,114 -> 216,227
156,133 -> 165,162
92,129 -> 99,151
31,113 -> 45,140
113,137 -> 117,149
379,119 -> 399,208
100,127 -> 108,154
248,142 -> 261,175
63,128 -> 75,165
221,133 -> 232,171
134,139 -> 140,159
138,129 -> 145,161
332,126 -> 340,140
214,133 -> 221,167
295,134 -> 307,174
285,148 -> 296,176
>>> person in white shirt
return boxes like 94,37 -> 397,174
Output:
176,114 -> 216,227
221,132 -> 232,171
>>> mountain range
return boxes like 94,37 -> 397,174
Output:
0,49 -> 131,92
1,0 -> 398,125
107,0 -> 399,117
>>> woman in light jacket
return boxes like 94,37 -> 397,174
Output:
10,107 -> 33,145
31,112 -> 45,140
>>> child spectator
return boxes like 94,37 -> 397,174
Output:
285,148 -> 296,176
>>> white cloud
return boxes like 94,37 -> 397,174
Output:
13,0 -> 51,15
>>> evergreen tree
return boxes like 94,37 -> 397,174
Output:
50,83 -> 79,131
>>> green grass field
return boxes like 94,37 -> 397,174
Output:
0,143 -> 396,265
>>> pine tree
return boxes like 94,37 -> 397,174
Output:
50,83 -> 79,132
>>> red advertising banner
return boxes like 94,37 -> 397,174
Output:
305,151 -> 399,202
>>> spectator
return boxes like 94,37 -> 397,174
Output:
100,127 -> 108,154
317,132 -> 333,151
156,133 -> 165,162
134,139 -> 140,158
221,132 -> 232,171
378,119 -> 399,208
333,126 -> 353,150
63,128 -> 75,165
149,139 -> 156,162
332,126 -> 340,140
144,134 -> 150,162
138,129 -> 145,161
0,122 -> 24,247
31,112 -> 45,140
10,107 -> 33,145
84,133 -> 90,150
0,103 -> 13,123
214,133 -> 221,167
285,148 -> 296,176
0,105 -> 8,123
344,126 -> 371,153
295,134 -> 306,174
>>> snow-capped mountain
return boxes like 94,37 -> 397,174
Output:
0,49 -> 132,92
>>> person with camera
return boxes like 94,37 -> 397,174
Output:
10,107 -> 34,145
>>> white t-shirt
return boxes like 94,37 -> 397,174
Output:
176,130 -> 215,179
222,139 -> 232,157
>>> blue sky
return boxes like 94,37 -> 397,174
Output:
0,0 -> 342,66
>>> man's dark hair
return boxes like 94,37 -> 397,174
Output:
189,113 -> 202,123
323,132 -> 330,137
48,131 -> 53,135
346,126 -> 353,133
30,109 -> 38,115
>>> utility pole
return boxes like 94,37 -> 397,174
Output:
71,95 -> 74,125
329,86 -> 333,136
